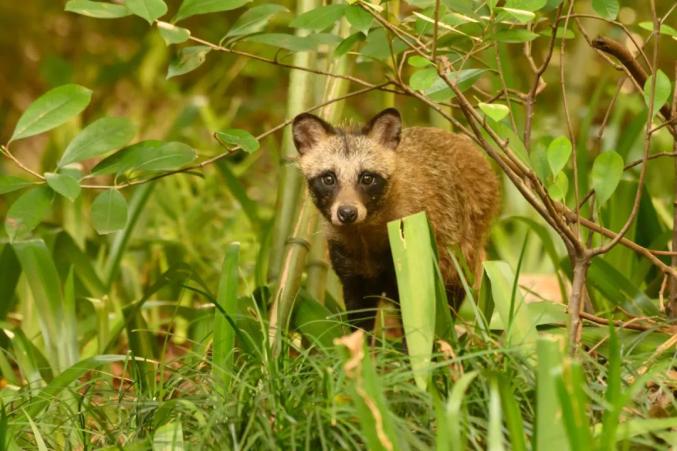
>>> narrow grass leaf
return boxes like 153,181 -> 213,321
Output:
447,371 -> 479,450
554,360 -> 593,450
535,335 -> 569,451
10,84 -> 92,142
5,186 -> 54,241
59,116 -> 135,166
126,0 -> 167,23
45,172 -> 81,201
91,189 -> 128,234
488,377 -> 505,451
0,245 -> 21,320
24,411 -> 49,451
65,0 -> 132,18
388,212 -> 436,390
497,373 -> 528,451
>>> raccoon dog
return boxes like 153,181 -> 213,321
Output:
292,108 -> 500,329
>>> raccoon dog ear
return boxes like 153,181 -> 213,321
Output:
362,108 -> 401,149
292,113 -> 336,155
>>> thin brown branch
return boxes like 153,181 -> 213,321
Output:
0,145 -> 45,180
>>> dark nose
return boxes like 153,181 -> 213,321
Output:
337,206 -> 358,224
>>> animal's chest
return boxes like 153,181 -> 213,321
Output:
328,229 -> 393,279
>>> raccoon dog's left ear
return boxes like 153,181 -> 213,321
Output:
292,113 -> 336,155
362,108 -> 401,150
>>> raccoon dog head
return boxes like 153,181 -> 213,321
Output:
292,108 -> 401,227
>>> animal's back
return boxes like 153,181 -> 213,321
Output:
391,127 -> 500,285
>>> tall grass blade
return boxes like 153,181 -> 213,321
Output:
534,336 -> 568,451
153,420 -> 185,451
0,245 -> 20,321
447,370 -> 479,451
497,373 -> 527,451
488,377 -> 505,451
554,360 -> 593,450
387,212 -> 437,390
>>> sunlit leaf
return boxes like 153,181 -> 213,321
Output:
0,176 -> 33,195
638,22 -> 677,38
157,21 -> 191,45
59,117 -> 136,166
290,4 -> 346,31
408,55 -> 433,68
547,136 -> 572,175
5,187 -> 54,241
642,70 -> 671,118
167,46 -> 211,79
174,0 -> 251,22
479,103 -> 510,122
10,84 -> 92,142
496,7 -> 535,23
591,151 -> 623,206
45,172 -> 81,202
505,0 -> 546,10
92,141 -> 197,175
409,67 -> 438,91
125,0 -> 167,23
91,189 -> 128,234
345,5 -> 372,34
548,172 -> 568,201
65,0 -> 132,18
225,4 -> 288,39
215,129 -> 259,153
592,0 -> 619,20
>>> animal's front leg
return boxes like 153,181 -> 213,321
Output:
341,275 -> 382,331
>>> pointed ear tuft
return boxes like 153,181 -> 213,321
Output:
292,113 -> 336,155
362,108 -> 401,149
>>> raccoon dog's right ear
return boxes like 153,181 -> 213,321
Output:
292,113 -> 336,155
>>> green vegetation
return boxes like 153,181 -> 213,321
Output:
1,0 -> 676,448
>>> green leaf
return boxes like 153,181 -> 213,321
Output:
548,172 -> 568,201
530,145 -> 549,182
59,117 -> 136,166
154,421 -> 185,450
91,189 -> 128,235
334,32 -> 365,57
360,28 -> 407,61
345,6 -> 372,34
591,151 -> 623,206
167,46 -> 211,79
409,67 -> 438,91
290,4 -> 346,31
45,172 -> 81,201
547,136 -> 572,175
424,68 -> 486,101
65,0 -> 132,18
0,175 -> 33,194
540,26 -> 575,39
225,4 -> 288,39
496,7 -> 535,23
10,84 -> 92,142
592,0 -> 619,20
174,0 -> 251,22
408,55 -> 433,68
505,0 -> 546,10
243,33 -> 316,52
5,187 -> 54,241
642,70 -> 671,118
92,141 -> 197,175
215,129 -> 259,153
388,212 -> 437,390
157,21 -> 191,44
638,22 -> 677,38
494,29 -> 539,43
479,103 -> 510,122
535,336 -> 569,450
125,0 -> 167,23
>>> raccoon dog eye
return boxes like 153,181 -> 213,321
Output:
360,173 -> 375,185
322,173 -> 336,186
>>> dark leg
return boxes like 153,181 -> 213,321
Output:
341,272 -> 398,331
446,283 -> 466,313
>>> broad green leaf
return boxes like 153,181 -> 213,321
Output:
290,4 -> 346,31
91,189 -> 128,234
494,29 -> 539,43
157,21 -> 191,44
496,7 -> 535,23
505,0 -> 546,10
408,55 -> 433,68
0,175 -> 33,194
292,295 -> 345,349
65,0 -> 132,18
345,5 -> 372,34
45,172 -> 81,201
530,145 -> 549,182
225,4 -> 288,39
167,46 -> 211,79
125,0 -> 167,23
215,129 -> 259,153
638,22 -> 677,38
388,212 -> 436,390
174,0 -> 251,22
92,141 -> 197,175
409,67 -> 438,91
488,378 -> 505,451
360,28 -> 407,61
591,151 -> 623,206
540,26 -> 575,39
244,33 -> 323,52
334,32 -> 365,57
535,336 -> 569,451
547,136 -> 572,175
548,172 -> 568,201
5,187 -> 54,241
424,68 -> 486,101
59,117 -> 136,166
642,70 -> 671,118
10,84 -> 92,142
154,421 -> 185,451
479,103 -> 510,122
592,0 -> 619,20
